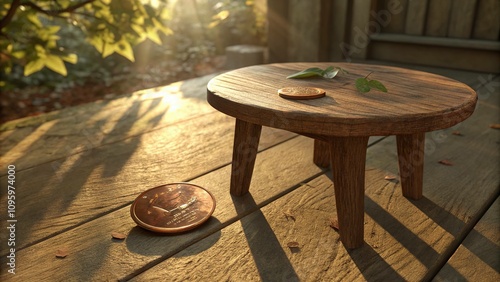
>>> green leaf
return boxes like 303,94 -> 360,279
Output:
24,59 -> 45,76
287,67 -> 326,79
322,68 -> 339,79
61,53 -> 78,64
368,79 -> 387,92
45,55 -> 68,76
355,78 -> 371,93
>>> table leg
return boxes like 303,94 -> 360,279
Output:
230,119 -> 262,196
313,139 -> 330,168
329,136 -> 369,249
396,133 -> 425,200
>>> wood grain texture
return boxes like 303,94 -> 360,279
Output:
425,0 -> 452,37
134,93 -> 498,280
0,112 -> 295,254
381,0 -> 408,34
231,119 -> 262,196
434,198 -> 500,281
207,63 -> 477,136
0,66 -> 495,281
447,0 -> 477,38
405,0 -> 429,35
368,40 -> 500,73
0,136 -> 323,281
397,132 -> 425,199
472,0 -> 500,40
0,74 -> 219,172
287,0 -> 321,62
329,136 -> 369,248
313,139 -> 330,167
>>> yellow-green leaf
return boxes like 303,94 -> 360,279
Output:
24,59 -> 45,76
114,40 -> 135,62
213,10 -> 229,21
61,53 -> 78,64
45,55 -> 67,76
146,28 -> 162,45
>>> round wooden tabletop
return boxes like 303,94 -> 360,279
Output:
207,63 -> 477,136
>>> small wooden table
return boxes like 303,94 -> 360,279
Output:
207,62 -> 477,248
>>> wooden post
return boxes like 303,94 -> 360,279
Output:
329,136 -> 369,249
267,0 -> 289,63
396,133 -> 425,200
230,119 -> 262,196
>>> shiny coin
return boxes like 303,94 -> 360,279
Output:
278,87 -> 326,100
131,183 -> 216,233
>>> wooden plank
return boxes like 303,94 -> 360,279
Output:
370,33 -> 500,50
329,0 -> 349,61
0,133 -> 385,280
0,112 -> 296,253
425,0 -> 453,37
472,0 -> 500,40
287,0 -> 322,61
348,0 -> 372,60
381,0 -> 408,34
368,40 -> 500,73
447,0 -> 477,38
434,198 -> 500,281
0,74 -> 219,172
267,0 -> 289,62
133,79 -> 499,281
0,136 -> 323,281
405,0 -> 429,35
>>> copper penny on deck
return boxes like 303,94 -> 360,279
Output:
130,183 -> 216,233
278,86 -> 326,100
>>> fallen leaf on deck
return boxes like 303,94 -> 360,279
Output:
438,159 -> 453,166
490,124 -> 500,129
283,210 -> 296,221
329,217 -> 339,231
55,248 -> 69,258
384,175 -> 398,181
111,232 -> 127,240
452,131 -> 463,136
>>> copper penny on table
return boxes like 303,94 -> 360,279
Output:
130,183 -> 216,233
278,86 -> 326,100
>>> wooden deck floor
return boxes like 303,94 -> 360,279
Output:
0,62 -> 498,281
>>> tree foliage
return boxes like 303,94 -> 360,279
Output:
0,0 -> 171,81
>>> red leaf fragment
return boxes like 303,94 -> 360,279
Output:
452,131 -> 463,136
490,124 -> 500,129
111,232 -> 127,240
438,159 -> 453,166
329,217 -> 339,231
55,248 -> 69,258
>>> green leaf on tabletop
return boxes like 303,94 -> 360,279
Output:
368,79 -> 387,92
286,67 -> 324,79
322,67 -> 339,79
355,78 -> 371,93
287,66 -> 346,79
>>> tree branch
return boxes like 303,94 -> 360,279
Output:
20,0 -> 96,16
0,0 -> 22,31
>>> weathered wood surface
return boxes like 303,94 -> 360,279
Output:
133,76 -> 499,280
207,62 -> 477,136
0,74 -> 220,171
0,67 -> 498,281
434,198 -> 500,281
425,0 -> 452,37
447,0 -> 477,38
405,0 -> 428,35
473,0 -> 500,40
